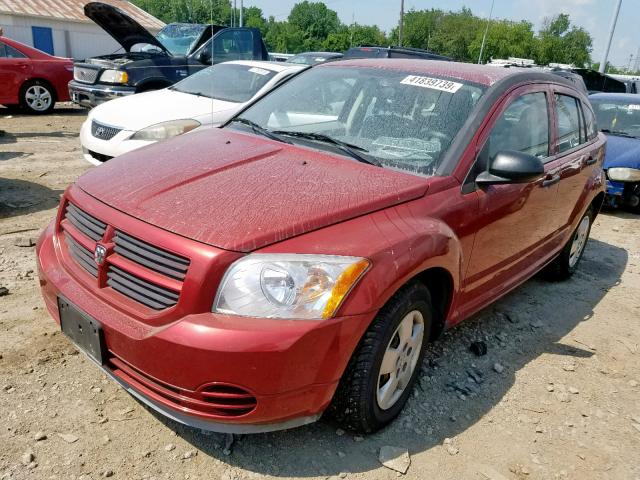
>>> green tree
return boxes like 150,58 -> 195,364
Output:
535,14 -> 592,67
469,20 -> 536,62
288,1 -> 340,50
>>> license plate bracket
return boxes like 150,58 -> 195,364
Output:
58,296 -> 106,365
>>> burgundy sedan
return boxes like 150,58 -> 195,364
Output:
37,60 -> 605,433
0,36 -> 73,114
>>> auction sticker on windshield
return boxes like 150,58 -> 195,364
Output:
249,67 -> 270,76
401,75 -> 463,93
629,104 -> 640,111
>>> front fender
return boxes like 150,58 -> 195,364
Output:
258,201 -> 463,318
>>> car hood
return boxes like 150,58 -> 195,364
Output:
90,89 -> 239,131
84,2 -> 169,54
77,129 -> 429,252
603,134 -> 640,169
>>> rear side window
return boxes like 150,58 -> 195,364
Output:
0,42 -> 27,58
555,94 -> 583,153
486,92 -> 550,161
582,103 -> 598,140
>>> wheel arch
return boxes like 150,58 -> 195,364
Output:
135,79 -> 173,93
591,191 -> 605,218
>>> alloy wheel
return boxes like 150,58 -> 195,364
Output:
25,85 -> 52,112
569,215 -> 590,268
376,310 -> 425,410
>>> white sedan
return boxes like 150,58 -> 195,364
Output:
79,61 -> 307,165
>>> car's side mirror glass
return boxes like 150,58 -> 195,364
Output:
476,150 -> 544,186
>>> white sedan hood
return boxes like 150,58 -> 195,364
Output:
90,89 -> 241,132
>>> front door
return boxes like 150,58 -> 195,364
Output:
0,41 -> 31,104
461,86 -> 562,316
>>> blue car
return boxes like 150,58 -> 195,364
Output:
590,93 -> 640,212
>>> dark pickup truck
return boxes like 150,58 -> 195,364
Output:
69,2 -> 268,107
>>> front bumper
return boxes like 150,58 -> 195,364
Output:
36,191 -> 374,432
69,81 -> 135,108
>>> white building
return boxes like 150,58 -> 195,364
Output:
0,0 -> 164,60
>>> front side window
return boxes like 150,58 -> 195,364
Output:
212,30 -> 254,61
556,94 -> 583,153
486,92 -> 549,161
591,98 -> 640,139
171,63 -> 276,103
234,66 -> 486,177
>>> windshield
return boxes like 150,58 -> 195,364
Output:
156,23 -> 206,55
171,63 -> 277,102
592,99 -> 640,138
232,66 -> 485,176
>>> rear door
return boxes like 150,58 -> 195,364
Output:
461,85 -> 563,314
0,41 -> 31,104
552,87 -> 604,232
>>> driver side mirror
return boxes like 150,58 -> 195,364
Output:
198,48 -> 212,64
476,150 -> 544,186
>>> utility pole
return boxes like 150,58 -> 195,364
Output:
239,0 -> 243,27
634,47 -> 640,72
232,0 -> 236,27
599,0 -> 623,73
478,0 -> 495,64
398,0 -> 404,47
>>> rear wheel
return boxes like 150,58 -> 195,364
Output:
328,282 -> 432,433
544,206 -> 593,280
20,80 -> 55,114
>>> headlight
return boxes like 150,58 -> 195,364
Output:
99,69 -> 128,84
607,167 -> 640,182
130,119 -> 201,141
213,254 -> 370,320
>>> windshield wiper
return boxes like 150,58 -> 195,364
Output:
601,129 -> 637,138
229,118 -> 291,144
271,130 -> 378,166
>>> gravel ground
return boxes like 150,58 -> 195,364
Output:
1,105 -> 639,480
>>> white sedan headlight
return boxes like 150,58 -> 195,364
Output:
607,167 -> 640,182
213,254 -> 370,320
130,119 -> 201,141
99,69 -> 128,84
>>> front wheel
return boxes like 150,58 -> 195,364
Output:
544,206 -> 593,280
327,282 -> 432,433
20,80 -> 55,114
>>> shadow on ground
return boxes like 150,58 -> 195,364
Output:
134,235 -> 628,477
0,178 -> 63,220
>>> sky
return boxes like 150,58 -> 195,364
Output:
242,0 -> 639,68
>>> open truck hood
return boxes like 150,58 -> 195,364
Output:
77,129 -> 429,252
84,2 -> 169,54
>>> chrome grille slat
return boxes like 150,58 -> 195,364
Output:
65,203 -> 106,242
64,233 -> 98,277
74,66 -> 99,84
107,266 -> 178,310
114,231 -> 189,280
91,121 -> 122,141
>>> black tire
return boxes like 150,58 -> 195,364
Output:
544,206 -> 593,280
20,80 -> 56,114
327,282 -> 433,433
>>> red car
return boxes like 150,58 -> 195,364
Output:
0,36 -> 73,114
37,59 -> 606,433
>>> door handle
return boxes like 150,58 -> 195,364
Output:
584,156 -> 597,166
542,174 -> 561,188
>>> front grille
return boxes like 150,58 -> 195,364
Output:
107,266 -> 179,310
65,203 -> 107,242
61,202 -> 190,310
113,231 -> 190,281
91,121 -> 122,141
88,150 -> 114,163
107,354 -> 258,418
64,232 -> 98,277
74,66 -> 99,84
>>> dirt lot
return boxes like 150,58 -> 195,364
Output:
1,105 -> 639,480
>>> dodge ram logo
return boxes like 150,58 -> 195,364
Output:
94,245 -> 107,266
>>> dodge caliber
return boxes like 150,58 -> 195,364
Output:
37,59 -> 606,433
